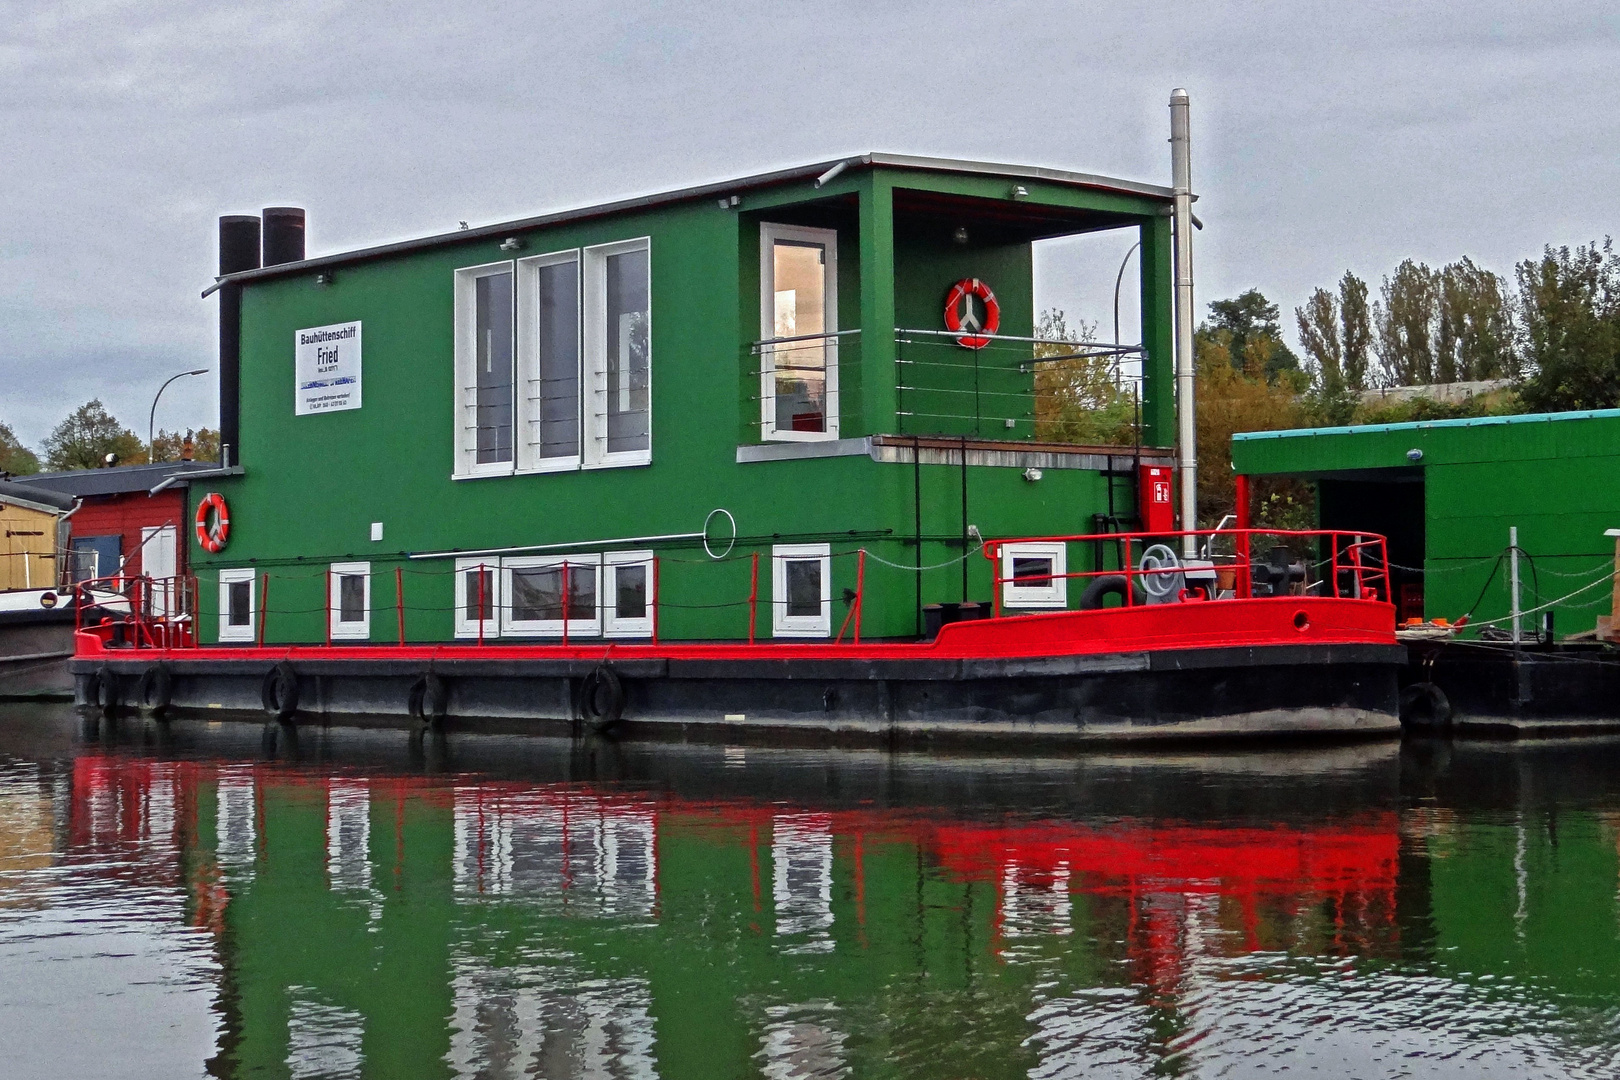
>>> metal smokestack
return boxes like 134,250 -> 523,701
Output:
217,215 -> 261,467
261,207 -> 306,266
1170,88 -> 1197,552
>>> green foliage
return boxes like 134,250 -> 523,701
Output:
40,399 -> 146,471
1365,258 -> 1514,387
150,427 -> 221,463
1514,239 -> 1620,412
0,422 -> 40,476
1032,309 -> 1137,445
1204,289 -> 1301,381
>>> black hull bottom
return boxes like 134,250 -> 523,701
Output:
71,643 -> 1403,748
1405,642 -> 1620,736
1,618 -> 74,700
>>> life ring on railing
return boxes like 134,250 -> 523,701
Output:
195,493 -> 230,553
943,278 -> 1000,349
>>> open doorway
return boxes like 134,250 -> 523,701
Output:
1316,470 -> 1425,621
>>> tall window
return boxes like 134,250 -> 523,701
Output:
455,263 -> 516,476
585,239 -> 651,466
218,567 -> 256,643
760,223 -> 838,441
454,558 -> 500,638
518,252 -> 581,469
604,551 -> 655,638
328,562 -> 371,641
771,543 -> 831,637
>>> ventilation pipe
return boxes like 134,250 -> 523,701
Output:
1170,88 -> 1197,554
217,215 -> 261,468
261,207 -> 306,266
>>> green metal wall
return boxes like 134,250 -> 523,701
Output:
1233,410 -> 1620,633
193,167 -> 1171,644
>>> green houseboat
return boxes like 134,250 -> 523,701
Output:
72,133 -> 1405,740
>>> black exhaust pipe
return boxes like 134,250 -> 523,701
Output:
217,215 -> 261,468
261,207 -> 306,266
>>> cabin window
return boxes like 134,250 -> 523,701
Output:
1000,542 -> 1067,609
772,543 -> 831,637
501,555 -> 601,638
328,562 -> 370,641
517,251 -> 582,470
454,558 -> 501,638
454,262 -> 517,477
584,239 -> 651,467
760,223 -> 838,442
604,551 -> 655,638
218,567 -> 256,643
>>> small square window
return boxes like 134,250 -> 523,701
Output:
772,543 -> 831,637
1000,542 -> 1068,609
329,562 -> 371,641
604,551 -> 655,638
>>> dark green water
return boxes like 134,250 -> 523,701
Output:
2,704 -> 1619,1079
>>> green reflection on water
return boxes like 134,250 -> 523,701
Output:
4,710 -> 1620,1079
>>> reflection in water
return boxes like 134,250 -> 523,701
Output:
0,706 -> 1619,1078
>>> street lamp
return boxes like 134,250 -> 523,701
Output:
149,369 -> 210,463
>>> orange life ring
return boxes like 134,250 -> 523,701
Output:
943,278 -> 1001,349
196,492 -> 230,553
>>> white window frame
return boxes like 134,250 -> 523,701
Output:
515,249 -> 583,474
771,543 -> 831,638
1001,542 -> 1068,609
454,557 -> 502,639
603,550 -> 655,638
582,238 -> 652,470
218,567 -> 256,643
500,554 -> 602,638
453,261 -> 517,479
328,561 -> 371,641
760,223 -> 839,443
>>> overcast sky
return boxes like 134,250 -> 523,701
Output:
3,1 -> 1616,449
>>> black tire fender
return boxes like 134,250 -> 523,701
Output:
136,663 -> 173,717
1078,574 -> 1148,611
1399,681 -> 1452,729
579,666 -> 625,730
261,661 -> 300,721
95,663 -> 120,716
408,673 -> 449,723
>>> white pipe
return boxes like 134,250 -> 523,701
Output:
1170,88 -> 1197,555
1509,526 -> 1521,645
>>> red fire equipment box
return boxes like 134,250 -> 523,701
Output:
1139,465 -> 1174,533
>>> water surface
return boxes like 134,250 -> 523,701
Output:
1,703 -> 1618,1079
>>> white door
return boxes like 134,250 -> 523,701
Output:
141,525 -> 178,615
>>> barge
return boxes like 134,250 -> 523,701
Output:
72,526 -> 1405,743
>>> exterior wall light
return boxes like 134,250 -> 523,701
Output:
499,237 -> 524,252
1406,448 -> 1423,462
314,272 -> 334,286
1022,467 -> 1043,482
1009,185 -> 1029,199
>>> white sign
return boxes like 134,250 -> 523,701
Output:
295,321 -> 362,415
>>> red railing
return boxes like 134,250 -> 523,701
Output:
74,574 -> 200,650
983,528 -> 1390,619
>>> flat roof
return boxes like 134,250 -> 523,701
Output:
1233,407 -> 1620,443
10,460 -> 219,498
212,153 -> 1174,291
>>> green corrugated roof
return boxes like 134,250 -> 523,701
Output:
1233,407 -> 1620,442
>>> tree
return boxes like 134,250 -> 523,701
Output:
1296,287 -> 1343,396
1193,321 -> 1308,525
1374,260 -> 1439,386
1515,239 -> 1620,412
1438,257 -> 1516,382
1203,289 -> 1301,382
1340,271 -> 1372,392
40,400 -> 146,470
0,422 -> 40,476
150,427 -> 221,463
1032,309 -> 1136,445
1296,272 -> 1374,424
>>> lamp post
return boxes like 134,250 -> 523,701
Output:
149,369 -> 209,463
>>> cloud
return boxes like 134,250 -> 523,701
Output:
2,1 -> 1617,443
